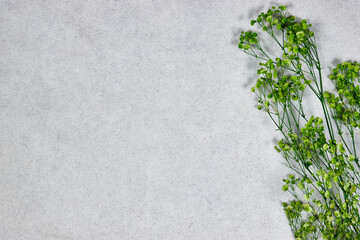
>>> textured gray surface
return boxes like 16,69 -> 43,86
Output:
1,0 -> 360,239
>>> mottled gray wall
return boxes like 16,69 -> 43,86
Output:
1,0 -> 360,239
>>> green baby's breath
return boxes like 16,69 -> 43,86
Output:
238,5 -> 360,239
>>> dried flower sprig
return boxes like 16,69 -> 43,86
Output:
238,6 -> 360,239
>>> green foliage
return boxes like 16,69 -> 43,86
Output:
238,5 -> 360,239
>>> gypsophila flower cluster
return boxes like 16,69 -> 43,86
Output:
238,5 -> 360,240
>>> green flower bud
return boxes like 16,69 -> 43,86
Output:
296,31 -> 305,38
325,191 -> 330,198
266,16 -> 272,23
325,181 -> 332,189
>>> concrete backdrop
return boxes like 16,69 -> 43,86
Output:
1,0 -> 360,239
